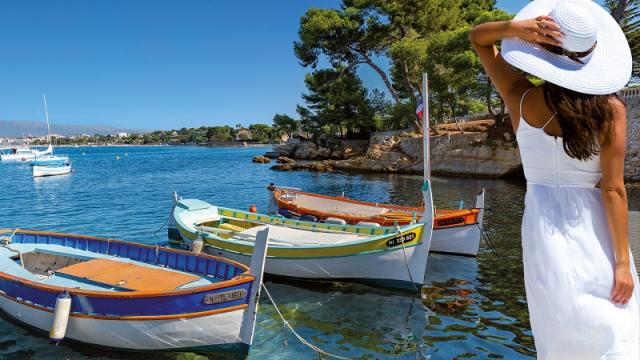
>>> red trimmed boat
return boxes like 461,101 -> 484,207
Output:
268,185 -> 485,256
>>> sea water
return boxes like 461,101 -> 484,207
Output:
1,146 -> 637,359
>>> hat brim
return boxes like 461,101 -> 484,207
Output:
501,0 -> 631,95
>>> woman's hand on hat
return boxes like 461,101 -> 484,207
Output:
510,16 -> 563,46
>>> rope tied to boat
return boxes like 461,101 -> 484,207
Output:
2,229 -> 25,268
261,284 -> 353,360
477,223 -> 498,256
1,229 -> 20,246
394,222 -> 421,295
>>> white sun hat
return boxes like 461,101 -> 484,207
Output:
501,0 -> 632,95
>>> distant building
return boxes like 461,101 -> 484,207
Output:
235,129 -> 252,141
116,132 -> 128,138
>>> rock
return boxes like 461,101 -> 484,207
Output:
378,151 -> 412,164
307,161 -> 334,172
330,148 -> 344,159
342,145 -> 365,158
293,142 -> 318,160
264,143 -> 297,158
397,136 -> 423,160
270,163 -> 295,171
276,156 -> 296,164
316,147 -> 332,159
270,161 -> 333,172
252,155 -> 270,164
366,144 -> 385,160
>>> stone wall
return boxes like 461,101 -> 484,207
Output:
622,88 -> 640,181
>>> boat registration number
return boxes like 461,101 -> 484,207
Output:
386,232 -> 417,247
203,289 -> 247,305
438,217 -> 465,226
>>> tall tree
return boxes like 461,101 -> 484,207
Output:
294,7 -> 403,103
300,69 -> 375,138
272,114 -> 300,139
606,0 -> 640,77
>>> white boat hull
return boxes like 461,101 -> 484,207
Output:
1,154 -> 37,162
1,146 -> 52,162
0,293 -> 248,352
430,188 -> 485,256
431,223 -> 481,256
192,236 -> 428,288
33,165 -> 72,177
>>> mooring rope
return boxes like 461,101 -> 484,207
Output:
261,284 -> 352,360
477,223 -> 498,255
152,210 -> 172,241
1,228 -> 21,245
2,229 -> 25,268
394,222 -> 421,295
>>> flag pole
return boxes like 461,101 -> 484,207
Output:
422,73 -> 430,182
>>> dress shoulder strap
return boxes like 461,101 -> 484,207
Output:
541,113 -> 557,130
519,88 -> 534,117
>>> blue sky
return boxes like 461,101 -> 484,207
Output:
0,1 -> 528,130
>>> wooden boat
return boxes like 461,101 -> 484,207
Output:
269,185 -> 485,256
169,181 -> 435,290
31,155 -> 70,166
0,229 -> 269,353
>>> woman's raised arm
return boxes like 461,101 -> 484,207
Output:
469,17 -> 563,128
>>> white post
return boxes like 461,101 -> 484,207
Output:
422,73 -> 430,182
240,227 -> 270,345
475,188 -> 486,229
43,94 -> 52,148
410,73 -> 434,289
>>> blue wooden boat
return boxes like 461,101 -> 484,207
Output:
31,155 -> 70,166
0,229 -> 269,353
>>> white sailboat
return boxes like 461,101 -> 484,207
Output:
32,95 -> 72,177
0,145 -> 52,162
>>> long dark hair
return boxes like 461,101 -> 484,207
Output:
541,82 -> 618,161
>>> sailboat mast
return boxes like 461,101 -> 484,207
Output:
43,94 -> 51,146
422,73 -> 430,181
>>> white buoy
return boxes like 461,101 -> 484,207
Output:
191,234 -> 204,254
325,217 -> 347,225
50,291 -> 72,343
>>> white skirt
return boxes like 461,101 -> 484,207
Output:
522,184 -> 640,360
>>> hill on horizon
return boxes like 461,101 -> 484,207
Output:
0,120 -> 148,137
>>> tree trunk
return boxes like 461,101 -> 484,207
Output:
400,61 -> 418,102
613,0 -> 628,23
360,52 -> 402,104
486,78 -> 496,116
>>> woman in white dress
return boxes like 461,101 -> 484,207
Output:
469,0 -> 639,358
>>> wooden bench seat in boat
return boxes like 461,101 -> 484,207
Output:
56,258 -> 201,291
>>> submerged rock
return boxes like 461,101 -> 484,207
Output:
252,155 -> 271,164
271,161 -> 334,172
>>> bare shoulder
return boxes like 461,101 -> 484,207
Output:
608,96 -> 627,135
601,95 -> 627,153
609,96 -> 626,119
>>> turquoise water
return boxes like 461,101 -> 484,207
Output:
1,146 -> 637,359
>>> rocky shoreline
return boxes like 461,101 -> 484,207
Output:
254,119 -> 524,178
252,109 -> 640,181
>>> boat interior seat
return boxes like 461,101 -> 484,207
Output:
56,258 -> 202,292
219,223 -> 248,233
